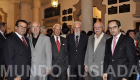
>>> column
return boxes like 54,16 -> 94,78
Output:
82,0 -> 93,32
13,1 -> 20,32
32,0 -> 41,22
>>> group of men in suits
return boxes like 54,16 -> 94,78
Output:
0,19 -> 137,80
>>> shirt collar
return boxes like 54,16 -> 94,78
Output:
54,35 -> 60,39
0,31 -> 4,35
94,32 -> 104,39
15,32 -> 23,39
32,33 -> 40,39
113,32 -> 121,39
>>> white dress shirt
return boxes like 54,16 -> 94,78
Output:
15,32 -> 28,45
54,35 -> 61,45
94,32 -> 104,52
0,31 -> 6,39
111,33 -> 121,52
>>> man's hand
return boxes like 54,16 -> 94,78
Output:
85,65 -> 88,72
14,76 -> 21,80
46,70 -> 51,75
122,78 -> 127,80
103,73 -> 107,80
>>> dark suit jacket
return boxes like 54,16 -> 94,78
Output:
103,34 -> 137,80
66,33 -> 88,66
0,33 -> 6,65
50,36 -> 68,68
4,33 -> 31,80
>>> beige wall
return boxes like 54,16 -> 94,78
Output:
103,0 -> 140,32
0,1 -> 14,33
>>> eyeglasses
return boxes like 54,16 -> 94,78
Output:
18,26 -> 27,29
108,26 -> 118,30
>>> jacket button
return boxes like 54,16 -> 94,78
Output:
76,50 -> 77,51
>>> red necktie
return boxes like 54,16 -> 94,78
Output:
56,37 -> 60,52
22,37 -> 28,48
112,37 -> 118,55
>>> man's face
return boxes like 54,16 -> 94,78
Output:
15,22 -> 27,36
129,32 -> 135,40
73,23 -> 81,35
42,29 -> 47,35
1,24 -> 7,33
53,25 -> 61,36
108,21 -> 121,36
94,22 -> 104,36
31,22 -> 40,35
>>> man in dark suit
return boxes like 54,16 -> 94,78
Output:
0,22 -> 7,80
103,20 -> 137,80
50,24 -> 68,80
4,20 -> 31,80
67,21 -> 88,80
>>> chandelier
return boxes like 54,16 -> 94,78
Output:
51,0 -> 58,7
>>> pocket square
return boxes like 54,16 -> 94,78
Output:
63,44 -> 65,45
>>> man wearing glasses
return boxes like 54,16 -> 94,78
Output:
84,22 -> 110,80
4,20 -> 31,80
66,21 -> 88,80
103,20 -> 137,80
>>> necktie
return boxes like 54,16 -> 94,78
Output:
56,37 -> 60,52
112,37 -> 118,55
75,36 -> 79,47
21,37 -> 28,48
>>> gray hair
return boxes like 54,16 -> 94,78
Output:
30,22 -> 40,28
73,21 -> 82,28
40,26 -> 47,32
53,24 -> 62,29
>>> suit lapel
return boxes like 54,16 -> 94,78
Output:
113,34 -> 124,57
29,36 -> 34,49
35,34 -> 44,49
59,37 -> 63,53
77,33 -> 83,48
92,36 -> 95,52
72,34 -> 76,49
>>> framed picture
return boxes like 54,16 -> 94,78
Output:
62,16 -> 67,21
62,9 -> 67,15
108,0 -> 117,5
119,0 -> 130,3
108,6 -> 117,15
44,5 -> 60,18
68,8 -> 72,14
68,15 -> 72,21
119,4 -> 130,13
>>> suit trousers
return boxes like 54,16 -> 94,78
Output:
69,64 -> 84,80
50,62 -> 67,80
88,72 -> 103,80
